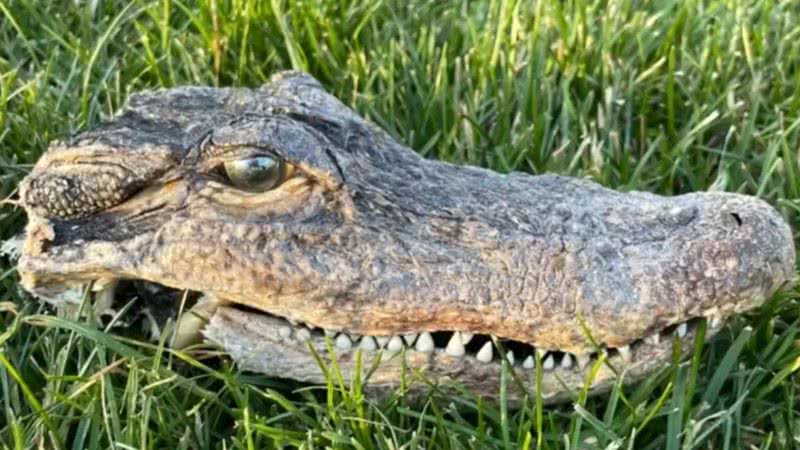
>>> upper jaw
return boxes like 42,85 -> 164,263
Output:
14,259 -> 728,403
14,120 -> 798,355
16,189 -> 797,356
12,189 -> 795,402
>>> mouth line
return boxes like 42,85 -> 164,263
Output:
263,309 -> 710,372
78,277 -> 723,375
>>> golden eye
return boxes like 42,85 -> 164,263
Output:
223,156 -> 287,192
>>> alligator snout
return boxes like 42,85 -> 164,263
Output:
573,190 -> 795,350
705,193 -> 795,301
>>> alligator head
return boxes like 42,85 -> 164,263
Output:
16,71 -> 796,402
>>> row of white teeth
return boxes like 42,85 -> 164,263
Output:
86,279 -> 711,370
277,321 -> 693,371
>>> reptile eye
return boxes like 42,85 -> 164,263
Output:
223,156 -> 286,192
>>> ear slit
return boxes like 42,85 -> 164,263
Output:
324,147 -> 347,184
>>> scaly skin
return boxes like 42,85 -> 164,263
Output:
16,71 -> 796,402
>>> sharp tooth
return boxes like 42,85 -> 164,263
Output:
376,336 -> 390,347
576,354 -> 591,370
646,333 -> 660,345
295,328 -> 311,342
709,316 -> 722,328
359,336 -> 378,351
288,319 -> 299,326
704,307 -> 720,324
618,345 -> 631,363
386,336 -> 404,352
676,323 -> 688,337
335,333 -> 352,350
414,332 -> 434,352
403,333 -> 418,345
522,355 -> 535,369
561,353 -> 573,369
445,332 -> 465,357
324,329 -> 336,337
93,279 -> 118,314
142,308 -> 161,341
459,332 -> 474,345
505,351 -> 515,365
542,354 -> 555,370
91,278 -> 117,292
476,341 -> 493,363
278,326 -> 292,339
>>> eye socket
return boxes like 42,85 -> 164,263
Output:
223,156 -> 287,192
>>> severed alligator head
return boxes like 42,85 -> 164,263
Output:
16,71 -> 796,402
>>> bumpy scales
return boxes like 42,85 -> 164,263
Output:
16,71 -> 796,402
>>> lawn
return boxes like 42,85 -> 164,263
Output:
1,0 -> 799,448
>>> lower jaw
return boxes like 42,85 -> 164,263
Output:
205,306 -> 712,403
38,278 -> 716,403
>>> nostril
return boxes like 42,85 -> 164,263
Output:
730,212 -> 743,226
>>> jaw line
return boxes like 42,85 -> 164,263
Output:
18,264 -> 721,395
14,222 -> 735,405
11,260 -> 729,402
203,303 -> 719,403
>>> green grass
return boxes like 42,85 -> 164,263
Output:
0,0 -> 799,448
